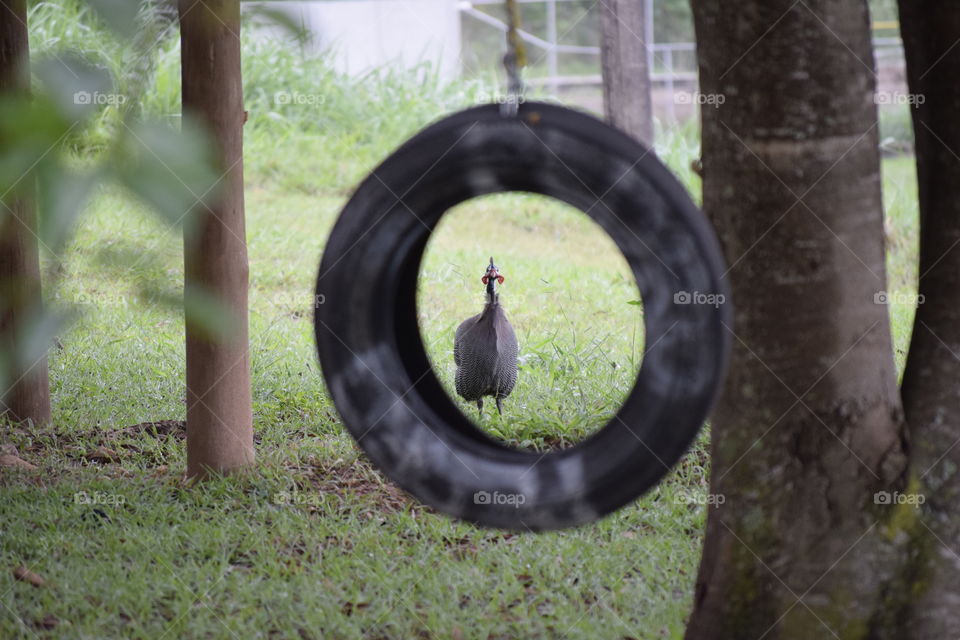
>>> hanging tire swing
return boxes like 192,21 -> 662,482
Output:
314,102 -> 731,531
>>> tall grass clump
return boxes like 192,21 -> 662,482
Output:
27,0 -> 499,193
240,38 -> 491,195
27,0 -> 711,198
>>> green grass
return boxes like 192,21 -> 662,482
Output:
1,178 -> 704,638
0,6 -> 923,639
419,194 -> 643,447
882,155 -> 920,374
0,140 -> 921,640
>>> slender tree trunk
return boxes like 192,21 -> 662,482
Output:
178,0 -> 253,478
600,0 -> 654,146
897,3 -> 960,636
0,0 -> 50,426
685,2 -> 908,638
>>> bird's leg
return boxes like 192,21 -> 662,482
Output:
477,398 -> 483,415
496,397 -> 503,415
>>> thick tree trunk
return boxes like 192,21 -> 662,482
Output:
178,0 -> 253,478
0,0 -> 51,425
686,2 -> 908,638
600,0 -> 654,146
897,3 -> 960,636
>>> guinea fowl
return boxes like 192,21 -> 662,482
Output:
454,258 -> 519,415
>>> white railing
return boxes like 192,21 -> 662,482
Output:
460,0 -> 906,121
461,2 -> 695,119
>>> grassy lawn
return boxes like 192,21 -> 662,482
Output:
0,145 -> 922,640
1,8 -> 922,639
1,131 -> 707,638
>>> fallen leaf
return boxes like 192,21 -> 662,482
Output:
341,601 -> 370,616
81,508 -> 112,525
35,614 -> 58,629
13,566 -> 45,587
84,446 -> 120,463
516,573 -> 534,587
0,454 -> 37,470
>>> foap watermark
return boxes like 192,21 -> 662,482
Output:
273,490 -> 322,506
677,492 -> 725,508
875,92 -> 925,108
874,490 -> 925,506
73,91 -> 127,106
273,91 -> 325,106
473,490 -> 526,508
271,292 -> 326,306
674,290 -> 726,308
74,292 -> 132,307
74,491 -> 126,506
874,291 -> 925,306
476,90 -> 525,107
675,92 -> 725,107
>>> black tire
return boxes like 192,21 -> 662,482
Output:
315,102 -> 730,531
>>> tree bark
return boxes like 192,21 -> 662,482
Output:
600,0 -> 654,146
178,0 -> 253,478
897,3 -> 960,636
686,2 -> 908,638
0,0 -> 51,425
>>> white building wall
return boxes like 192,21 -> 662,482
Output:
243,0 -> 462,80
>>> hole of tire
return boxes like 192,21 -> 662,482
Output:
416,192 -> 645,452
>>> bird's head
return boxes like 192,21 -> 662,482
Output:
481,257 -> 504,302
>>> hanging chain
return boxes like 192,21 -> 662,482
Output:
502,0 -> 527,116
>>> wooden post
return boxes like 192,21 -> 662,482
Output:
0,0 -> 51,425
600,0 -> 655,146
178,0 -> 253,477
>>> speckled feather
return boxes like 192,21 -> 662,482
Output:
454,301 -> 519,410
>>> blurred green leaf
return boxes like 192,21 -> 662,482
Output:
94,243 -> 165,277
184,285 -> 238,343
124,281 -> 238,343
0,96 -> 75,197
0,305 -> 74,388
84,0 -> 141,38
114,117 -> 221,229
244,5 -> 310,45
36,165 -> 99,253
33,55 -> 112,123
